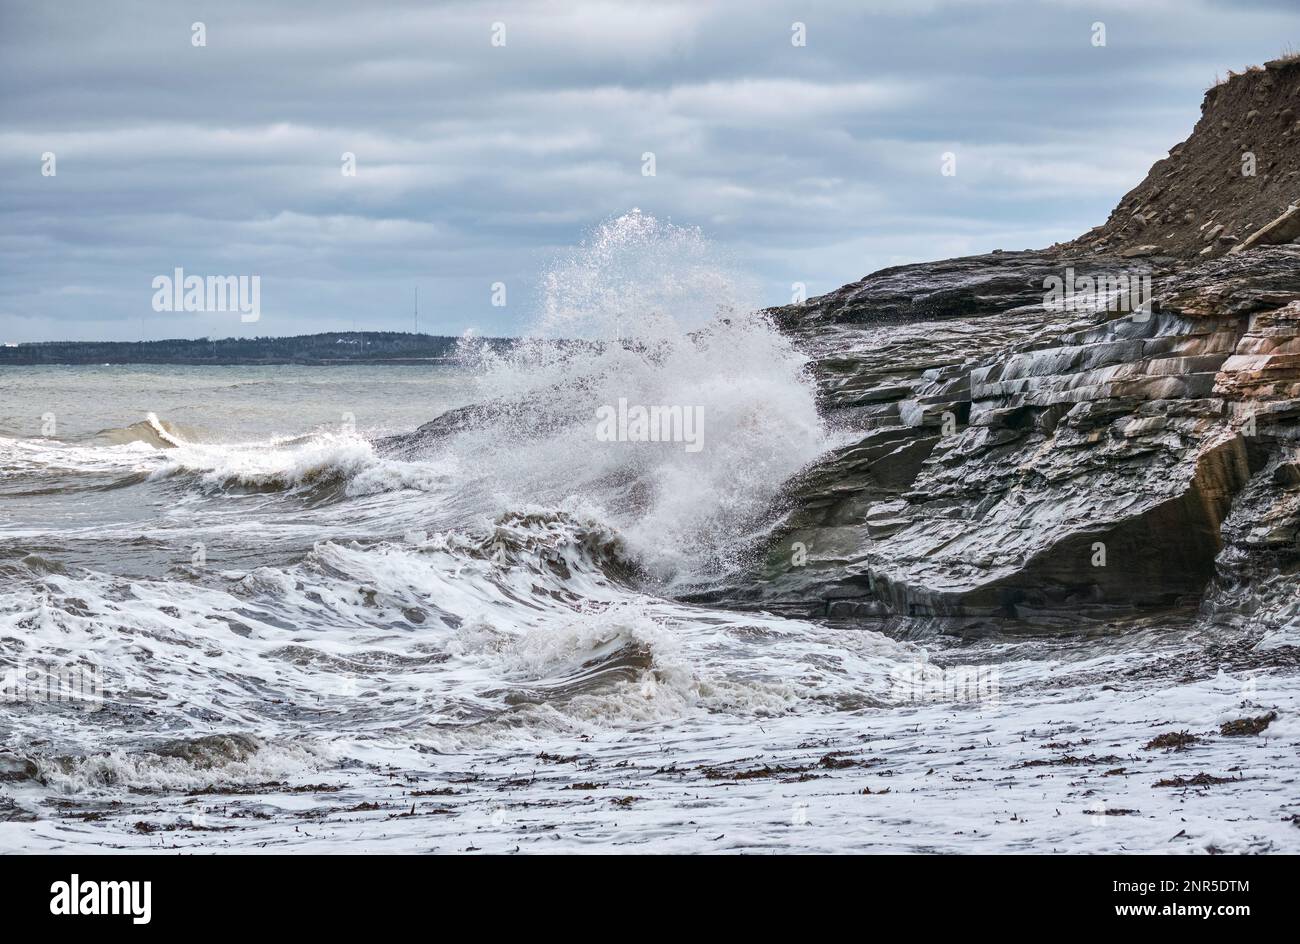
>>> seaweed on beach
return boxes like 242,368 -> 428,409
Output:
1144,731 -> 1199,751
1153,772 -> 1236,788
1220,712 -> 1277,736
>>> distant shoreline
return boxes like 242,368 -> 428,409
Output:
0,331 -> 515,367
0,357 -> 466,367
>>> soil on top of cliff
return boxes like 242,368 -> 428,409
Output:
1065,55 -> 1300,260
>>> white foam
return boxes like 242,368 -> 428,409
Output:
437,211 -> 830,584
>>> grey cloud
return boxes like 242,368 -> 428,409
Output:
0,0 -> 1296,340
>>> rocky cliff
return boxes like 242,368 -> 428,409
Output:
717,62 -> 1300,635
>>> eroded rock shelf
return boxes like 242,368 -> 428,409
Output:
732,243 -> 1299,633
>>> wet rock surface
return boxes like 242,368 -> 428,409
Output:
725,246 -> 1300,626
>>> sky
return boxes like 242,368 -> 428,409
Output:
1,0 -> 1297,342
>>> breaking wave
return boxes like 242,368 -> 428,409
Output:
3,210 -> 908,803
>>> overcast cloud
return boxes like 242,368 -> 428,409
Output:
1,0 -> 1297,341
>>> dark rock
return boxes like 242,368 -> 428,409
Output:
728,246 -> 1300,621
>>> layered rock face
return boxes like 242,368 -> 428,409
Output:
736,246 -> 1300,625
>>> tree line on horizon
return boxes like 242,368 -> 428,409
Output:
0,332 -> 516,366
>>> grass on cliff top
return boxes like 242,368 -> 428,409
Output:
1210,46 -> 1300,88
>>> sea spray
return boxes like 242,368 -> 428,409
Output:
446,210 -> 829,585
